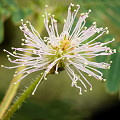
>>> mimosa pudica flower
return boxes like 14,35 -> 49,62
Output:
2,3 -> 116,95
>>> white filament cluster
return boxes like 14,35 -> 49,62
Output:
2,3 -> 115,95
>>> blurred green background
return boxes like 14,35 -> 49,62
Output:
0,0 -> 120,120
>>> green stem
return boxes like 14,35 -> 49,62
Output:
0,46 -> 34,119
2,73 -> 44,120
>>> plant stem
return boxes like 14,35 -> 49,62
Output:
2,73 -> 44,120
0,70 -> 21,119
0,46 -> 33,119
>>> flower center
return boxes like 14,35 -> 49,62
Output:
46,36 -> 74,74
61,39 -> 71,51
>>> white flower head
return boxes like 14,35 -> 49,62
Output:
2,4 -> 115,95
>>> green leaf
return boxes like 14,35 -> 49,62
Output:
24,8 -> 32,16
0,1 -> 3,8
12,8 -> 32,23
95,55 -> 109,78
0,16 -> 4,44
106,43 -> 120,92
12,8 -> 25,22
4,0 -> 16,7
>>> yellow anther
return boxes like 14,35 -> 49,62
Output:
1,65 -> 4,67
90,87 -> 92,91
79,92 -> 82,95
